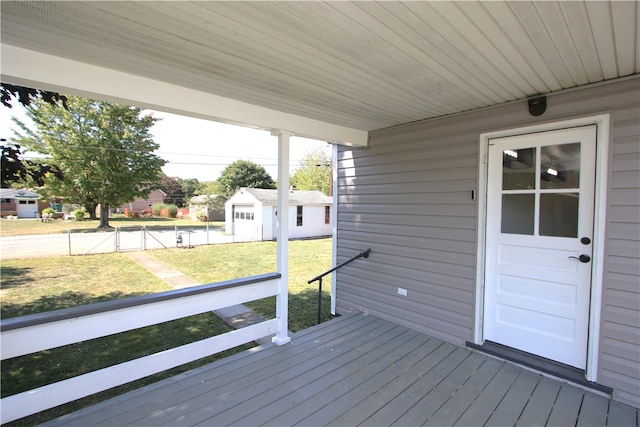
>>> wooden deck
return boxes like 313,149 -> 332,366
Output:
43,313 -> 638,426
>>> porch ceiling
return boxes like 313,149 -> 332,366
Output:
1,1 -> 638,139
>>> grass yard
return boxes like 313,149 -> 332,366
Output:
0,216 -> 222,237
1,252 -> 251,426
1,253 -> 171,318
0,238 -> 333,426
149,238 -> 334,332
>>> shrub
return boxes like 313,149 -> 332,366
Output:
73,209 -> 85,221
151,203 -> 167,216
42,207 -> 55,215
156,203 -> 178,218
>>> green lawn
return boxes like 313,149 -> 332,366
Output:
0,238 -> 333,426
148,238 -> 334,332
0,216 -> 222,237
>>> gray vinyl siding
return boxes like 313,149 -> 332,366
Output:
599,97 -> 640,407
335,76 -> 640,407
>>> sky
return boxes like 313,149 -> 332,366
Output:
0,105 -> 331,182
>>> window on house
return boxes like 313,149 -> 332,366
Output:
1,198 -> 10,204
297,206 -> 303,226
325,206 -> 331,224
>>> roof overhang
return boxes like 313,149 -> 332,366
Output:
1,1 -> 637,146
2,45 -> 369,147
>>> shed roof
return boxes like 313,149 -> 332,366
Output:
189,194 -> 220,204
234,188 -> 331,206
0,188 -> 41,200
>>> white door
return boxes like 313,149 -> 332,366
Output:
484,126 -> 596,369
17,200 -> 38,218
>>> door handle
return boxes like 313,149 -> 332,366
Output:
569,254 -> 591,263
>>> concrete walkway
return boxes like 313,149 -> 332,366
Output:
125,251 -> 274,345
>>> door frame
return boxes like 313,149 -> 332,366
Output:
474,114 -> 611,381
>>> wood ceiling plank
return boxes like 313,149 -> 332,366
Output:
355,1 -> 503,106
453,1 -> 538,97
584,2 -> 619,80
610,1 -> 639,76
487,2 -> 561,93
346,1 -> 491,112
508,1 -> 576,89
559,1 -> 605,83
421,1 -> 526,100
531,1 -> 590,86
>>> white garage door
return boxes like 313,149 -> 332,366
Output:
17,200 -> 38,218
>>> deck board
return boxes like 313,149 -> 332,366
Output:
423,356 -> 504,426
42,312 -> 639,427
101,314 -> 378,426
308,335 -> 443,427
515,376 -> 561,426
545,383 -> 586,426
262,329 -> 427,426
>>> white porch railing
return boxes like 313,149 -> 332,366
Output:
0,272 -> 281,424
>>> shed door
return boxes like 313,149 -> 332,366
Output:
17,200 -> 38,218
484,126 -> 596,369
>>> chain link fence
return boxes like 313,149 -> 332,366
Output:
1,225 -> 256,259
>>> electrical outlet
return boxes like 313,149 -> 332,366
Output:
397,287 -> 408,296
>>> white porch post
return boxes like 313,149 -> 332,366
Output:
272,130 -> 292,345
331,143 -> 339,315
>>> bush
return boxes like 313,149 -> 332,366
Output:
73,209 -> 85,221
155,203 -> 178,218
151,203 -> 166,217
42,207 -> 55,215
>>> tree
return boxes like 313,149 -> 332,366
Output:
217,160 -> 276,198
195,180 -> 219,197
290,147 -> 332,195
180,178 -> 200,203
1,142 -> 63,188
1,83 -> 68,110
12,96 -> 166,228
158,173 -> 185,207
2,83 -> 68,188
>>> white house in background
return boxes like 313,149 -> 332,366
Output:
225,187 -> 332,241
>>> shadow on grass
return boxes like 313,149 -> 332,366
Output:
0,267 -> 35,289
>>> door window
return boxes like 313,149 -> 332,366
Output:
501,142 -> 582,238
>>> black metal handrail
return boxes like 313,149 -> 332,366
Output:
308,248 -> 371,324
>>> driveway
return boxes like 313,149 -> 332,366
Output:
0,228 -> 251,260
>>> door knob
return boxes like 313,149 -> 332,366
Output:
569,254 -> 591,263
